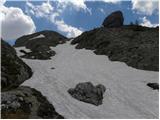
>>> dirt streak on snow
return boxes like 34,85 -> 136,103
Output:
16,41 -> 159,119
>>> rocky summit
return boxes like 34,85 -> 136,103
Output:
102,11 -> 124,27
14,30 -> 67,60
71,25 -> 159,71
1,39 -> 32,91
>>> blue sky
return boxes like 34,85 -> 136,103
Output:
1,0 -> 159,44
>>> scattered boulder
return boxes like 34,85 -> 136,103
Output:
147,83 -> 159,90
1,86 -> 64,119
71,26 -> 159,71
102,11 -> 124,28
1,39 -> 32,91
68,82 -> 106,106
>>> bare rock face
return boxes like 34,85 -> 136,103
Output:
1,86 -> 64,119
68,82 -> 106,106
102,11 -> 124,28
1,39 -> 32,91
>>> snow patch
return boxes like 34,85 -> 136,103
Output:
29,34 -> 45,40
15,41 -> 159,119
15,47 -> 31,56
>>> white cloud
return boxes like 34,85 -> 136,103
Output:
132,0 -> 159,15
48,0 -> 121,37
99,8 -> 105,14
87,0 -> 120,3
26,1 -> 82,38
50,13 -> 83,38
54,20 -> 82,38
25,0 -> 121,38
55,0 -> 120,14
56,0 -> 92,15
140,17 -> 158,27
26,1 -> 53,17
0,6 -> 36,40
0,0 -> 6,6
59,0 -> 87,10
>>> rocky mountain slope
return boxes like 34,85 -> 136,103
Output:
14,30 -> 67,47
71,25 -> 158,71
15,41 -> 158,118
72,11 -> 158,71
1,39 -> 64,119
1,39 -> 32,91
2,11 -> 159,119
14,30 -> 67,60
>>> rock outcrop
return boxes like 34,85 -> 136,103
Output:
1,39 -> 64,119
68,82 -> 106,106
147,83 -> 159,90
1,40 -> 32,91
1,86 -> 64,119
20,49 -> 56,60
14,30 -> 67,60
102,11 -> 124,27
71,25 -> 159,71
14,30 -> 67,47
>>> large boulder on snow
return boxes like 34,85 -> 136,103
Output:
68,82 -> 106,106
102,11 -> 124,28
1,40 -> 32,91
1,86 -> 64,119
14,30 -> 67,60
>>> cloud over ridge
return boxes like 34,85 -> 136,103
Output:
26,1 -> 83,38
0,4 -> 36,40
131,0 -> 159,15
